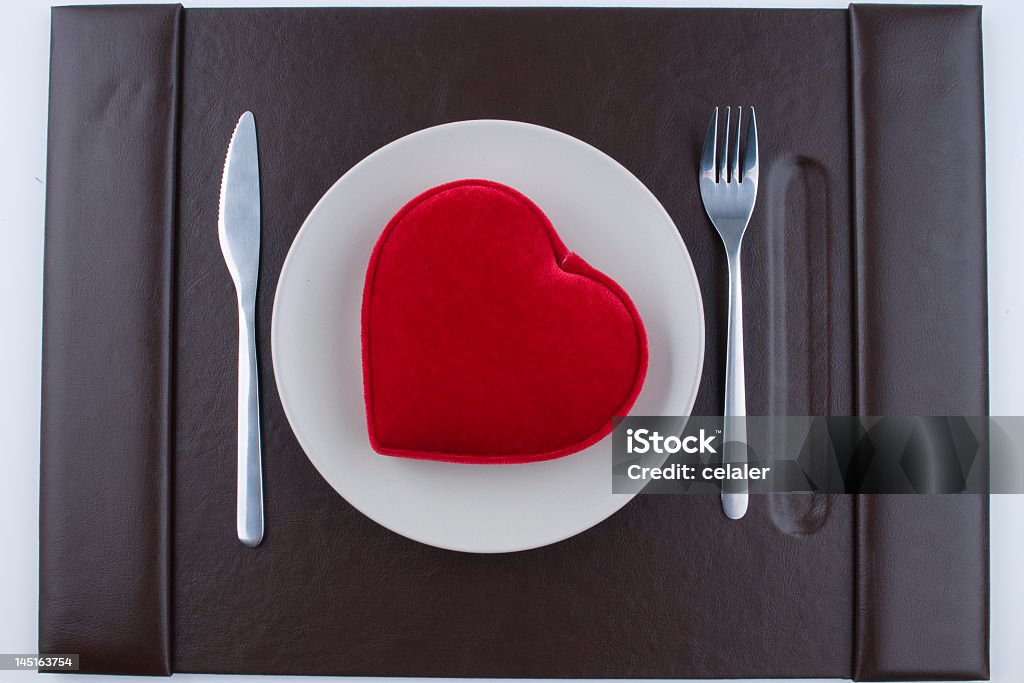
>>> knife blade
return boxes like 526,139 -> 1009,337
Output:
218,111 -> 264,547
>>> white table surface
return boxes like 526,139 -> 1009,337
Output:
1,1 -> 1021,682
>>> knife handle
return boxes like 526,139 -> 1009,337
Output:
236,297 -> 264,547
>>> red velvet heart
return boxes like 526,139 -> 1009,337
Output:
361,179 -> 648,464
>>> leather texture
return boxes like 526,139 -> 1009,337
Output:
39,5 -> 179,676
173,8 -> 853,678
39,4 -> 987,679
850,5 -> 989,681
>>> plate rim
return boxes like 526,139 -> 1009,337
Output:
270,118 -> 705,553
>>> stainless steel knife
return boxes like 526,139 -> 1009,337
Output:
218,111 -> 264,547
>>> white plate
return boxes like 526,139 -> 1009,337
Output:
272,120 -> 704,553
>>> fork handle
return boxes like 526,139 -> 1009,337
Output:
722,248 -> 748,519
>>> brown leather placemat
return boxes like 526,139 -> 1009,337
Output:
40,4 -> 987,679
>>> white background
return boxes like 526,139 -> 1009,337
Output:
1,0 -> 1021,682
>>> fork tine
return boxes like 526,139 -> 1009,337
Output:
718,106 -> 730,183
731,107 -> 742,183
700,107 -> 718,180
742,106 -> 759,183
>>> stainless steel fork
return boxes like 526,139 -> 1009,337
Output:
699,106 -> 759,520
